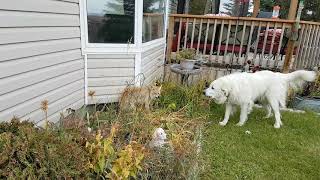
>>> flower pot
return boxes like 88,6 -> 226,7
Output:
180,59 -> 197,70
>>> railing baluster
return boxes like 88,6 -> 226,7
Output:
305,25 -> 317,68
245,21 -> 255,65
196,18 -> 204,55
313,26 -> 320,67
294,24 -> 306,70
267,22 -> 277,68
166,16 -> 175,63
253,22 -> 262,66
316,39 -> 320,66
309,25 -> 320,68
183,18 -> 189,49
223,20 -> 232,64
203,19 -> 210,55
297,24 -> 310,69
209,19 -> 217,62
177,18 -> 183,53
301,25 -> 313,68
238,21 -> 247,65
230,20 -> 240,65
216,20 -> 225,63
260,22 -> 270,67
274,23 -> 286,69
191,18 -> 196,49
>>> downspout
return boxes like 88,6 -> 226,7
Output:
79,0 -> 88,104
84,54 -> 88,105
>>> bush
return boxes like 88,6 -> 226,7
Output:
156,81 -> 207,116
0,82 -> 206,179
0,119 -> 89,179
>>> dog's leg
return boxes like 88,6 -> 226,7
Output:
264,105 -> 273,119
269,99 -> 282,128
219,103 -> 233,126
236,103 -> 248,126
247,101 -> 254,115
144,101 -> 151,113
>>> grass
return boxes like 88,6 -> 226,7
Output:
201,104 -> 320,179
154,81 -> 320,179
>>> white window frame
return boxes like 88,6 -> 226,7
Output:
141,0 -> 167,45
80,0 -> 142,53
80,0 -> 168,54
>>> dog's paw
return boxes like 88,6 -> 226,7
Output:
236,122 -> 244,126
274,123 -> 281,129
219,121 -> 227,126
263,114 -> 272,119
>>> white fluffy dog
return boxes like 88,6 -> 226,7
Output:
205,70 -> 316,128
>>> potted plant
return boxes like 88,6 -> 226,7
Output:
176,48 -> 197,70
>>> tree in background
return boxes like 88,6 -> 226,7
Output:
301,0 -> 320,21
260,0 -> 320,21
222,0 -> 252,16
189,0 -> 209,14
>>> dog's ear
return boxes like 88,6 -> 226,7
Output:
221,88 -> 229,97
204,81 -> 210,88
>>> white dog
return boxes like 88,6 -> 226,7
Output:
205,70 -> 316,128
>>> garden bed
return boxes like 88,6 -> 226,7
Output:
0,82 -> 208,179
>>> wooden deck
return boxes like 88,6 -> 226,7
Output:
166,14 -> 320,72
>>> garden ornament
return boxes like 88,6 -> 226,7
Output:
149,128 -> 167,148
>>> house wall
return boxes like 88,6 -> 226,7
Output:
141,43 -> 166,85
87,54 -> 136,104
0,0 -> 84,125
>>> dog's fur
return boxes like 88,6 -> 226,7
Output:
119,84 -> 162,112
205,70 -> 316,128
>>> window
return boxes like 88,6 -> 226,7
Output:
143,0 -> 166,43
87,0 -> 135,44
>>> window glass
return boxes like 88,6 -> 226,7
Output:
143,0 -> 166,42
87,0 -> 135,44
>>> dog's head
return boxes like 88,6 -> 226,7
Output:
149,84 -> 162,99
205,79 -> 229,104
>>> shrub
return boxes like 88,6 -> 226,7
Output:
0,82 -> 206,179
156,81 -> 207,116
176,48 -> 197,62
0,119 -> 89,179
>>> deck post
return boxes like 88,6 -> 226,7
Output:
283,0 -> 299,73
283,35 -> 296,73
252,0 -> 260,17
166,16 -> 175,64
288,0 -> 299,20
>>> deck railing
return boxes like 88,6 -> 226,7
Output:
166,14 -> 320,71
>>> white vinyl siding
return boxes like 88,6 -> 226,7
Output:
141,43 -> 165,85
0,0 -> 84,125
87,54 -> 135,104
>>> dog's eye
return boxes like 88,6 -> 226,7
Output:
211,87 -> 214,90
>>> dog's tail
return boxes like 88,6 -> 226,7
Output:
284,70 -> 317,90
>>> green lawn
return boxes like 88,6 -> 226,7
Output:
201,105 -> 320,179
